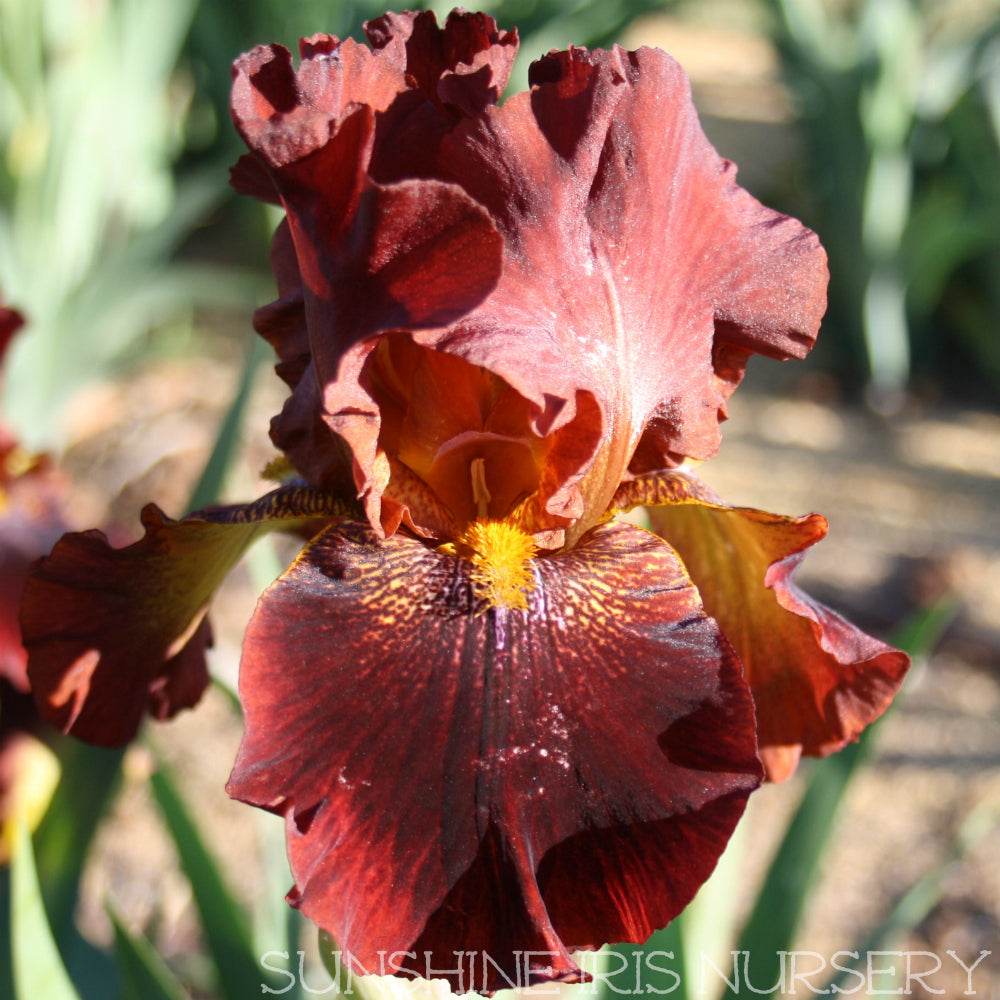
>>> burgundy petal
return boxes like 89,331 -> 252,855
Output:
425,46 -> 827,535
21,487 -> 349,746
634,472 -> 910,781
0,304 -> 24,370
0,456 -> 68,692
228,519 -> 761,991
364,9 -> 517,116
232,37 -> 507,508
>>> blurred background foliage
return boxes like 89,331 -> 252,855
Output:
1,0 -> 999,999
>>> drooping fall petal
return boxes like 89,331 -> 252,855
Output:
233,15 -> 828,545
21,487 -> 349,747
227,519 -> 761,991
627,472 -> 910,782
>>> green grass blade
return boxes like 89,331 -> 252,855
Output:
732,597 -> 957,997
186,334 -> 268,512
32,740 -> 125,941
149,767 -> 265,1000
9,820 -> 84,1000
108,906 -> 191,1000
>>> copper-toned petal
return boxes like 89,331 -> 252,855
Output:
230,37 -> 402,172
21,487 -> 350,747
233,37 -> 507,503
228,519 -> 761,991
424,45 -> 826,537
235,32 -> 826,546
642,473 -> 910,781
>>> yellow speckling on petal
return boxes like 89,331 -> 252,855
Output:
457,519 -> 537,611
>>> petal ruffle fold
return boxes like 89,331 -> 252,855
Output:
630,472 -> 910,781
21,487 -> 349,746
227,519 -> 761,991
232,16 -> 828,544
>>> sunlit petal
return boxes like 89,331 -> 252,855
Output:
632,472 -> 909,781
228,519 -> 761,990
233,19 -> 827,544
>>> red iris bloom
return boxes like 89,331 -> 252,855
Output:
21,11 -> 908,992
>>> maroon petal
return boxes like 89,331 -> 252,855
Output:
0,304 -> 25,371
21,487 -> 349,746
0,456 -> 68,692
247,41 -> 825,545
634,472 -> 910,781
364,9 -> 517,116
232,39 -> 506,505
228,519 -> 761,991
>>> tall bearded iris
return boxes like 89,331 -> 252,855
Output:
21,10 -> 909,993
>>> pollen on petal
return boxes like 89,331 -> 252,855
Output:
457,519 -> 537,610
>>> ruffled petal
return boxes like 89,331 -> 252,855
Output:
364,9 -> 517,117
632,472 -> 910,782
227,519 -> 761,991
431,46 -> 826,536
21,487 -> 350,747
232,36 -> 507,508
236,30 -> 826,545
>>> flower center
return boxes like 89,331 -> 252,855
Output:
456,519 -> 537,611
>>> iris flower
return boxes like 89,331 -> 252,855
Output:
21,11 -> 909,992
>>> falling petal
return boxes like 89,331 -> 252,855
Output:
228,519 -> 761,990
630,471 -> 909,781
22,487 -> 350,746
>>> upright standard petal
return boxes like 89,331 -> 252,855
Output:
21,488 -> 349,746
235,22 -> 828,545
428,46 -> 827,537
627,472 -> 909,782
228,520 -> 761,992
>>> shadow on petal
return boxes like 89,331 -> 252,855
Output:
640,472 -> 910,781
228,519 -> 761,991
22,487 -> 350,746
